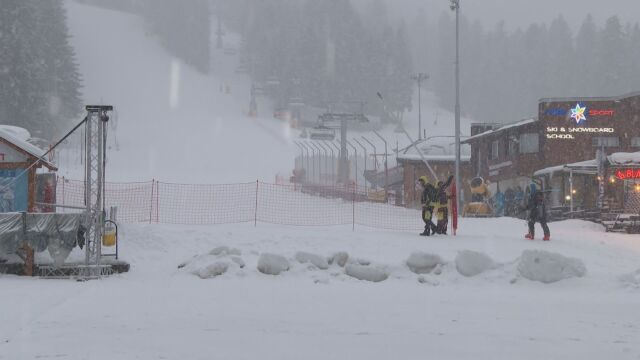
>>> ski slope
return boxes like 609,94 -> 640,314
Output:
61,1 -> 295,183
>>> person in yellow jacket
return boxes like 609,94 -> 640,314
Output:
418,176 -> 438,236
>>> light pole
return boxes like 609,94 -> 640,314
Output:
411,73 -> 429,140
362,136 -> 377,171
451,0 -> 461,211
373,130 -> 389,203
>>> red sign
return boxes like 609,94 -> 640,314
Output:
615,168 -> 640,180
589,109 -> 614,116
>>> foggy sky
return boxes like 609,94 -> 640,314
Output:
378,0 -> 640,30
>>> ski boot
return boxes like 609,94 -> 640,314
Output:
543,235 -> 550,241
420,228 -> 430,236
524,233 -> 534,240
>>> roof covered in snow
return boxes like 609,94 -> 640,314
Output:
608,151 -> 640,166
0,125 -> 56,169
533,159 -> 598,176
462,118 -> 538,143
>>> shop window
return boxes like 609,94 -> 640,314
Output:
491,140 -> 499,160
631,137 -> 640,147
519,133 -> 539,154
592,137 -> 619,147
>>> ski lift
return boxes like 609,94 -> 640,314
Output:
309,125 -> 335,141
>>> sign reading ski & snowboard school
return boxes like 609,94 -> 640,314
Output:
543,102 -> 616,140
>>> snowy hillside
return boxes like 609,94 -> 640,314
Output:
60,1 -> 296,183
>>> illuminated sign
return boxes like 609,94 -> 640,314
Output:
544,102 -> 616,140
544,103 -> 615,119
615,168 -> 640,180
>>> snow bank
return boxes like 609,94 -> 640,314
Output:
345,264 -> 388,282
197,261 -> 229,279
328,252 -> 349,267
517,250 -> 586,283
406,252 -> 445,274
455,250 -> 496,277
257,253 -> 290,275
295,251 -> 329,270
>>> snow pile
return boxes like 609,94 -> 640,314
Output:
257,253 -> 290,275
345,264 -> 388,282
295,251 -> 329,270
608,151 -> 640,165
197,261 -> 229,279
328,252 -> 349,267
455,250 -> 496,277
178,245 -> 245,278
619,269 -> 640,288
406,252 -> 445,274
517,250 -> 587,283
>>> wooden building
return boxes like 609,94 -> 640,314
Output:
0,126 -> 57,213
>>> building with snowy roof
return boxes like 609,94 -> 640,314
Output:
0,125 -> 57,213
463,91 -> 640,216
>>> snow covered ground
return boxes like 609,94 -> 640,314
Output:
2,218 -> 640,359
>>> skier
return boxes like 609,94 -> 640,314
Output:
418,176 -> 437,236
435,175 -> 454,234
524,179 -> 550,241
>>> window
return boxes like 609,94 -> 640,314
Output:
491,140 -> 499,160
592,137 -> 619,147
632,137 -> 640,147
519,133 -> 539,154
506,137 -> 517,157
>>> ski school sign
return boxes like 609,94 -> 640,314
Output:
615,168 -> 640,180
544,102 -> 616,140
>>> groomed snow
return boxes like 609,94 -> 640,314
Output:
2,217 -> 640,359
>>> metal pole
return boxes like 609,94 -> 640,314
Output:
310,142 -> 323,185
347,140 -> 358,187
339,118 -> 348,184
362,136 -> 378,171
317,142 -> 330,185
300,142 -> 311,184
330,141 -> 341,185
353,138 -> 368,176
323,140 -> 335,184
452,0 -> 462,212
411,73 -> 429,140
373,130 -> 389,202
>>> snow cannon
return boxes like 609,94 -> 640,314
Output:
462,177 -> 493,217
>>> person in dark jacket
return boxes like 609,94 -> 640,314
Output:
418,176 -> 437,236
525,190 -> 550,241
435,175 -> 454,234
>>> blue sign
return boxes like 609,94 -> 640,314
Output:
0,169 -> 28,212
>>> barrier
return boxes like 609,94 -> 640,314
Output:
55,178 -> 423,231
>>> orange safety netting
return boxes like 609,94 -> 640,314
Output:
55,178 -> 425,231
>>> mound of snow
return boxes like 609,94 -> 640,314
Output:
230,256 -> 245,268
406,252 -> 445,274
619,269 -> 640,288
210,246 -> 241,256
345,264 -> 388,282
197,261 -> 229,279
517,250 -> 586,283
455,250 -> 496,277
328,252 -> 349,267
295,251 -> 329,270
257,253 -> 290,275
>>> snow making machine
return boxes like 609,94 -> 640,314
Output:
462,177 -> 494,217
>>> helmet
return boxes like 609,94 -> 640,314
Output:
418,176 -> 428,184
